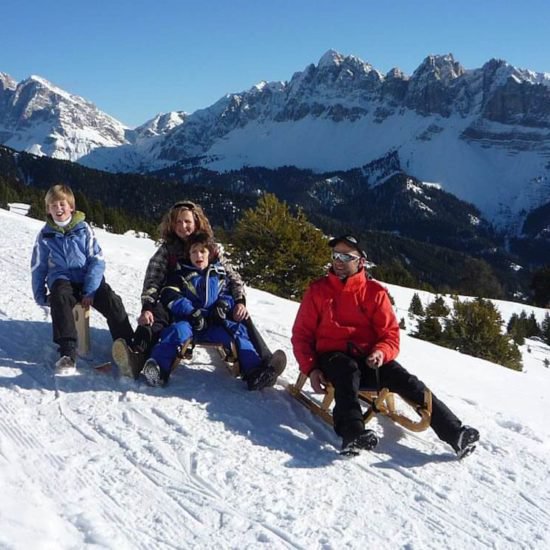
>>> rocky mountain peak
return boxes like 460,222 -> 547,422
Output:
412,53 -> 465,83
0,72 -> 17,92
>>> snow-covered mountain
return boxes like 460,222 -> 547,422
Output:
133,50 -> 550,228
1,207 -> 549,548
3,50 -> 550,228
0,73 -> 130,159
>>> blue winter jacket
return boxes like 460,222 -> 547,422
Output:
159,260 -> 233,320
30,211 -> 105,305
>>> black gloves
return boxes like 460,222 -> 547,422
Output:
190,309 -> 207,332
210,299 -> 231,325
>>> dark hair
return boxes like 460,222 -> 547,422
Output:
328,234 -> 367,259
185,231 -> 217,260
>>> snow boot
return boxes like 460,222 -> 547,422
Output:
340,430 -> 379,456
112,338 -> 144,379
245,350 -> 287,391
246,367 -> 277,391
55,355 -> 76,375
142,358 -> 164,387
453,425 -> 480,459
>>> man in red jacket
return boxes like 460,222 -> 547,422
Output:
291,235 -> 479,458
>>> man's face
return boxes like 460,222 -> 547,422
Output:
190,244 -> 210,270
331,242 -> 362,279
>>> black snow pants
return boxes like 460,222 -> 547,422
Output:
317,351 -> 462,446
49,278 -> 133,357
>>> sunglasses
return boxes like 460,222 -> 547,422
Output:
172,200 -> 197,210
332,251 -> 361,262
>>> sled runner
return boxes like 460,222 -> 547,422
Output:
288,372 -> 432,432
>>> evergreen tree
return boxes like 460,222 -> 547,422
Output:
527,312 -> 541,338
443,298 -> 522,371
413,315 -> 443,343
408,292 -> 425,316
425,295 -> 450,317
507,310 -> 541,344
231,193 -> 330,299
506,313 -> 525,345
531,266 -> 550,307
541,313 -> 550,346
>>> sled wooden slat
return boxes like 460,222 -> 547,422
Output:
73,304 -> 91,357
171,338 -> 241,377
289,372 -> 432,432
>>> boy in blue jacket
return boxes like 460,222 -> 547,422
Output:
31,184 -> 133,373
142,232 -> 285,389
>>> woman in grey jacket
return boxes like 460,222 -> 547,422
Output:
113,200 -> 282,379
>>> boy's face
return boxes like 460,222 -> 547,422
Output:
190,244 -> 210,270
48,198 -> 74,223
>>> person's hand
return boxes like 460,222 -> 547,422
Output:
138,310 -> 155,326
232,303 -> 249,322
367,350 -> 384,369
309,369 -> 328,394
190,309 -> 207,332
81,296 -> 93,308
210,299 -> 231,324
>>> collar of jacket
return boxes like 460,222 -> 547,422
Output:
46,211 -> 86,234
327,267 -> 367,289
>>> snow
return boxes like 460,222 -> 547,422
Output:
1,207 -> 549,549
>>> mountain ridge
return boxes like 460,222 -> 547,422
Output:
2,51 -> 550,231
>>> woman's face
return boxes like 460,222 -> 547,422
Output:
174,209 -> 196,239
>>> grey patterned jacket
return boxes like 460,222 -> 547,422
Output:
141,239 -> 246,311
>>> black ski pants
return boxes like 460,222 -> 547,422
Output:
317,351 -> 462,446
50,278 -> 133,355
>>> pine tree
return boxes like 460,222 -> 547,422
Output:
531,266 -> 550,308
408,293 -> 425,316
413,315 -> 443,343
541,313 -> 550,346
507,313 -> 525,345
443,298 -> 522,371
527,312 -> 541,338
425,295 -> 450,317
231,193 -> 330,299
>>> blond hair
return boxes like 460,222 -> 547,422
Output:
44,184 -> 75,213
159,200 -> 214,243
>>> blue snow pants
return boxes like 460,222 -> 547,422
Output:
151,319 -> 262,376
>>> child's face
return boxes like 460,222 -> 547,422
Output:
48,198 -> 74,223
190,244 -> 210,270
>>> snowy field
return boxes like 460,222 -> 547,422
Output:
0,207 -> 549,549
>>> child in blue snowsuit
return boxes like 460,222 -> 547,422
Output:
141,232 -> 280,390
31,184 -> 133,372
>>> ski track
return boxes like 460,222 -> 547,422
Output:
2,338 -> 550,548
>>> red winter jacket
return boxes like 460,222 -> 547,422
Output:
291,269 -> 400,375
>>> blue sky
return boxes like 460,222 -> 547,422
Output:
2,0 -> 549,127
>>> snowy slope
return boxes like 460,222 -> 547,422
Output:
0,208 -> 549,549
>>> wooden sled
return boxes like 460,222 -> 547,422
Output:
170,338 -> 241,377
288,372 -> 432,432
